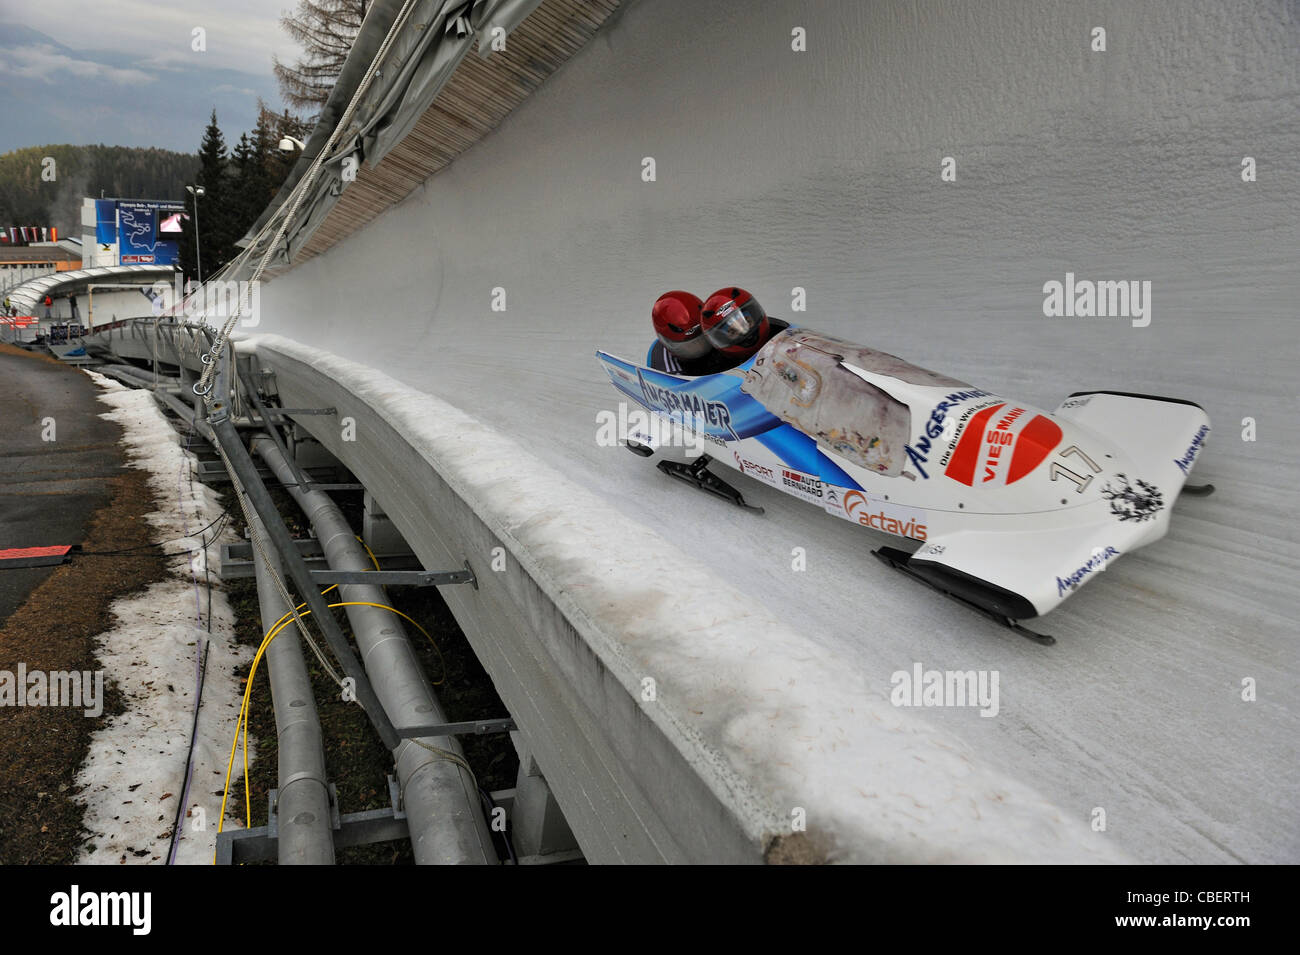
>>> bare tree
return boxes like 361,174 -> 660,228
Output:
274,0 -> 370,113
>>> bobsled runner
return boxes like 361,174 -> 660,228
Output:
596,327 -> 1213,643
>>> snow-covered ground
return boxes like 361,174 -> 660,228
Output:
245,0 -> 1299,862
76,373 -> 251,865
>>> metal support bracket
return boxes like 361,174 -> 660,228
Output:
387,774 -> 406,817
207,412 -> 400,751
215,777 -> 411,864
258,407 -> 338,417
279,482 -> 365,491
397,716 -> 516,741
238,365 -> 313,491
307,561 -> 476,588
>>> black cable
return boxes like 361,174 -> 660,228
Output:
63,550 -> 197,561
203,529 -> 213,633
54,506 -> 233,557
167,639 -> 211,865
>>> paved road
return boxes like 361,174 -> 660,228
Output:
0,349 -> 125,629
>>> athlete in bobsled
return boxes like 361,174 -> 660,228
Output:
648,287 -> 787,375
598,288 -> 1214,643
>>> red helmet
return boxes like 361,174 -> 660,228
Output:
652,291 -> 710,360
701,287 -> 769,358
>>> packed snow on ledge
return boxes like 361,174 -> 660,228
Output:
75,372 -> 252,865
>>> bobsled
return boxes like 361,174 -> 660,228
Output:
596,327 -> 1213,643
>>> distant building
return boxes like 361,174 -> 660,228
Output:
0,239 -> 82,293
81,197 -> 186,268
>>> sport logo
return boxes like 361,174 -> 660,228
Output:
943,403 -> 1063,487
733,453 -> 775,484
842,490 -> 927,540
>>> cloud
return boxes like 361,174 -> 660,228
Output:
213,83 -> 259,97
4,0 -> 304,78
6,44 -> 154,85
0,4 -> 308,153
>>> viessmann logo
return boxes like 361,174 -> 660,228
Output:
943,403 -> 1063,487
842,490 -> 927,540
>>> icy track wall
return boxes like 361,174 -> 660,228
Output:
244,0 -> 1299,863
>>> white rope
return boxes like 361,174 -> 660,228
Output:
194,0 -> 421,397
191,0 -> 425,689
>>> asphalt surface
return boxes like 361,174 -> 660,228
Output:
0,349 -> 125,629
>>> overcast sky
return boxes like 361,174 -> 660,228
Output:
0,0 -> 309,153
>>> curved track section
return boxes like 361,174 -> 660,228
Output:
247,333 -> 1125,863
238,0 -> 1298,862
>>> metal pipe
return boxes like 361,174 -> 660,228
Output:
248,510 -> 337,864
251,434 -> 496,865
98,366 -> 255,443
97,363 -> 156,386
99,361 -> 337,863
213,414 -> 401,751
99,363 -> 183,396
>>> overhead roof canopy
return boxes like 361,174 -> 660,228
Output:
0,245 -> 81,265
4,265 -> 174,315
234,0 -> 620,280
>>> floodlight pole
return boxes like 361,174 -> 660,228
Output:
186,185 -> 205,286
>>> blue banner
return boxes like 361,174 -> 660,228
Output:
117,200 -> 183,266
95,199 -> 117,245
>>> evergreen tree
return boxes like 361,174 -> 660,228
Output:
178,109 -> 229,282
0,144 -> 198,238
230,133 -> 261,227
249,108 -> 277,200
168,104 -> 314,279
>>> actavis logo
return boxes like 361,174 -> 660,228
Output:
843,490 -> 927,540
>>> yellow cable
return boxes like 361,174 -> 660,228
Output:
216,585 -> 338,860
356,536 -> 381,572
350,536 -> 445,682
238,585 -> 340,825
215,596 -> 444,862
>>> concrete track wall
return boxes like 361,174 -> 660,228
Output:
238,1 -> 1299,862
